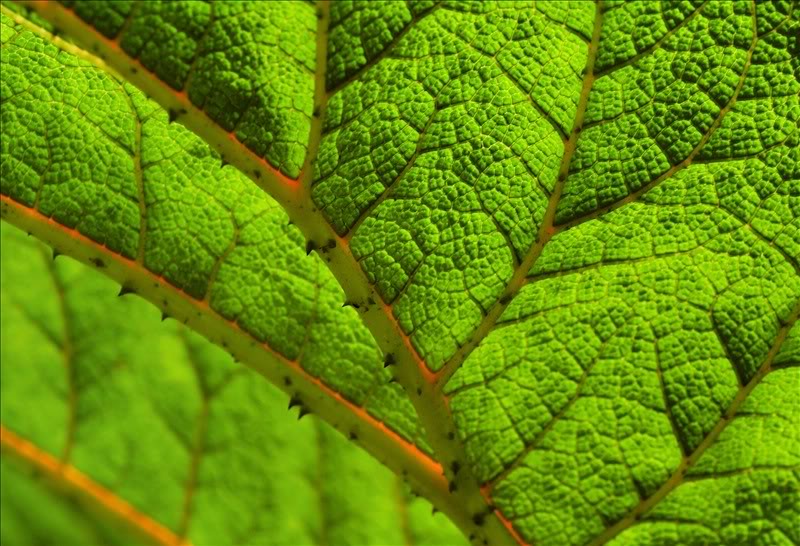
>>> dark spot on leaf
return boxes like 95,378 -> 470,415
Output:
253,170 -> 261,179
416,387 -> 422,396
499,293 -> 512,305
472,513 -> 484,526
451,461 -> 461,475
305,240 -> 317,255
118,285 -> 135,297
448,432 -> 456,441
130,67 -> 138,74
348,431 -> 358,441
313,105 -> 321,117
90,257 -> 106,268
448,481 -> 457,493
383,353 -> 395,368
283,376 -> 292,387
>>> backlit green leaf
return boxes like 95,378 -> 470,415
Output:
0,221 -> 466,546
2,1 -> 798,545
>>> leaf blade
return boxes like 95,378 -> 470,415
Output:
0,221 -> 468,546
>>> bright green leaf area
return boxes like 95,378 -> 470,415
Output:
2,1 -> 800,545
319,0 -> 800,544
318,0 -> 799,371
0,222 -> 466,546
0,10 -> 430,452
58,0 -> 317,178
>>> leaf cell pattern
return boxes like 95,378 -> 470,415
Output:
1,1 -> 798,545
0,223 -> 465,546
0,11 -> 431,455
316,0 -> 800,544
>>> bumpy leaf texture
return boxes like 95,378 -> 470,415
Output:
0,222 -> 466,546
1,1 -> 799,545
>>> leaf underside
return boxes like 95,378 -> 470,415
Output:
0,221 -> 466,546
1,1 -> 799,545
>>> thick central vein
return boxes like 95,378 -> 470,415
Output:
4,4 -> 470,536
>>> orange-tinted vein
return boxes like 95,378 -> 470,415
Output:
0,424 -> 190,546
0,195 -> 450,513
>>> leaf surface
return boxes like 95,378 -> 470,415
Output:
59,0 -> 317,178
0,221 -> 466,546
0,8 -> 483,535
2,1 -> 799,545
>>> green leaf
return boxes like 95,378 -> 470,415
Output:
0,221 -> 466,546
0,7 -> 475,538
2,1 -> 799,545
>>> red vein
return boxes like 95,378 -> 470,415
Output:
0,424 -> 189,546
480,485 -> 531,546
0,194 -> 449,504
18,1 -> 301,199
